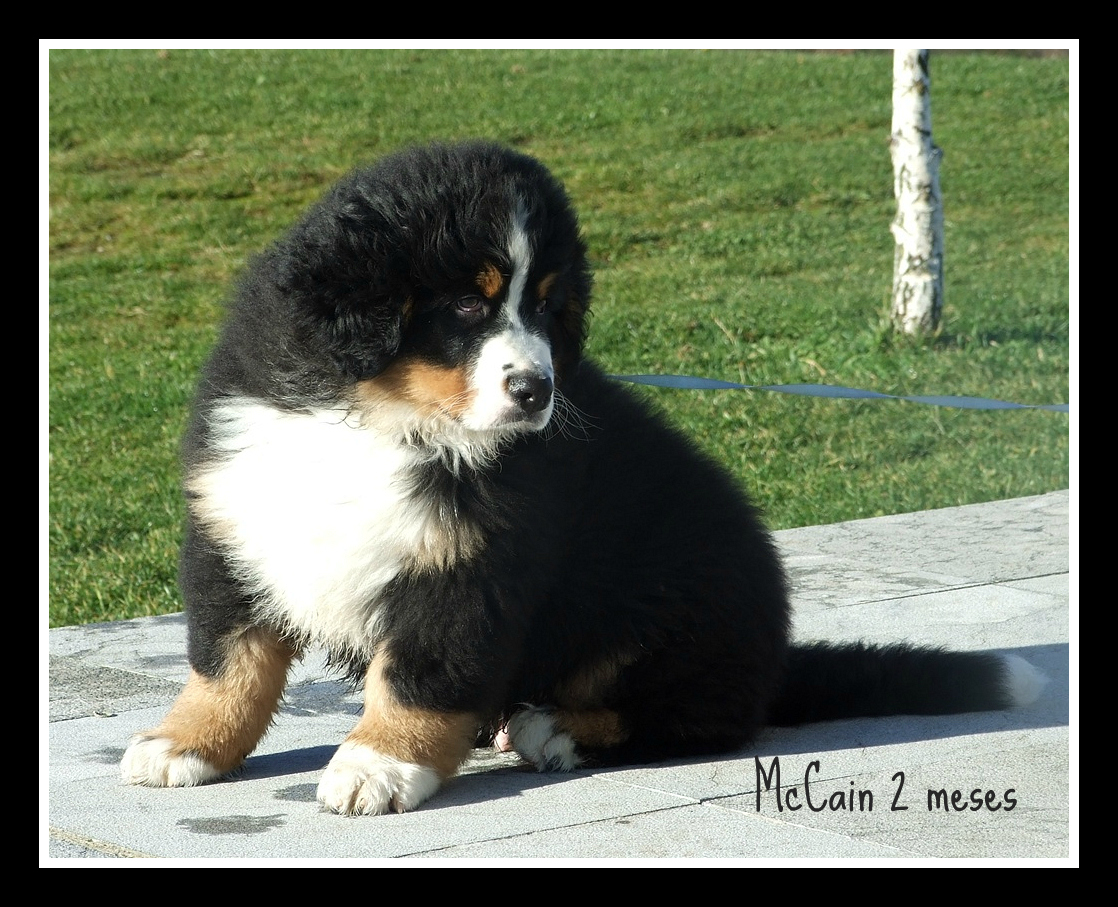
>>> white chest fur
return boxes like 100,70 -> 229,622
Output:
186,399 -> 473,656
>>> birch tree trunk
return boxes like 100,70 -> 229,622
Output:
890,49 -> 944,334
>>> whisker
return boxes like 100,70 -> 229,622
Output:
545,389 -> 597,443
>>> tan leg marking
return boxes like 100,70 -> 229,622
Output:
550,654 -> 633,750
346,653 -> 477,779
505,705 -> 628,771
552,708 -> 628,751
142,625 -> 296,773
316,653 -> 480,813
554,653 -> 636,709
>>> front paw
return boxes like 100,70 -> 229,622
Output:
316,741 -> 441,815
120,735 -> 223,787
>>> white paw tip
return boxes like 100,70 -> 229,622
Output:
316,742 -> 441,816
506,708 -> 581,772
120,735 -> 221,787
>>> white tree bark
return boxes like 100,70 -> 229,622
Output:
890,49 -> 944,334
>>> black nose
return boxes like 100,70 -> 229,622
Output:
506,371 -> 554,416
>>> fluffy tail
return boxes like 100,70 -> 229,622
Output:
767,642 -> 1045,727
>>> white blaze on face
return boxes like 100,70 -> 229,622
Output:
463,202 -> 555,432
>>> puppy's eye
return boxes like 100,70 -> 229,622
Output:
536,297 -> 552,315
455,296 -> 487,316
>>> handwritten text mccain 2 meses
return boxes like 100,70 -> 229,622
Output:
754,757 -> 1019,813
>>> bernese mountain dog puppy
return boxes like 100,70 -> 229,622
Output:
120,140 -> 1043,815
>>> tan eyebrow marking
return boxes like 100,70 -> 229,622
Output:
537,272 -> 559,300
476,264 -> 505,299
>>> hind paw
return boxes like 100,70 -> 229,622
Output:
505,707 -> 582,771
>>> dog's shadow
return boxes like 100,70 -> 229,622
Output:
235,642 -> 1067,812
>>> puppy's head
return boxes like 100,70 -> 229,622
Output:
274,141 -> 592,436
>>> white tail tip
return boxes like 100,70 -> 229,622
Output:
1001,654 -> 1048,707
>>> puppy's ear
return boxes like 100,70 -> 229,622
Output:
278,208 -> 413,381
319,292 -> 410,381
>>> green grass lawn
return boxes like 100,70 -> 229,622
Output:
47,48 -> 1071,626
